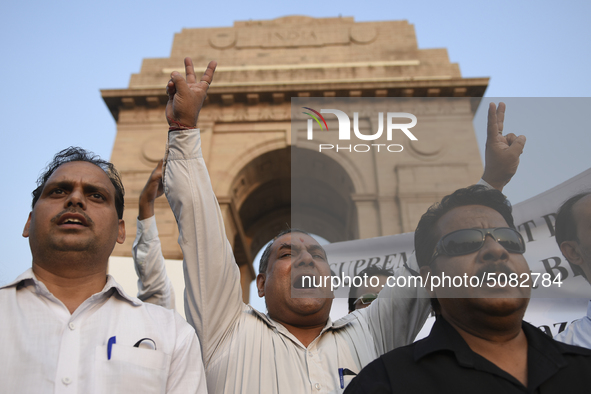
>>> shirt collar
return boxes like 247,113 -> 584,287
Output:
1,268 -> 141,307
251,309 -> 338,349
102,274 -> 142,306
1,268 -> 40,289
249,306 -> 275,326
250,305 -> 348,331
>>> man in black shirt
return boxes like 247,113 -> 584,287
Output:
345,185 -> 591,393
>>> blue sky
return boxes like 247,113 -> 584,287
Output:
1,0 -> 590,284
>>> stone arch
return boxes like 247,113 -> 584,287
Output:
217,137 -> 289,196
295,140 -> 369,195
229,147 -> 358,270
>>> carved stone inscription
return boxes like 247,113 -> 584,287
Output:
235,27 -> 350,48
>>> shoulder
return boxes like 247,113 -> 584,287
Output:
524,320 -> 591,375
546,338 -> 591,386
550,333 -> 591,357
525,320 -> 591,354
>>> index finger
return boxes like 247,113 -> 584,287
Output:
184,57 -> 197,84
496,102 -> 506,133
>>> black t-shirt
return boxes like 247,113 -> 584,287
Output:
344,316 -> 591,394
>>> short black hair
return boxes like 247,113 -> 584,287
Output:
258,228 -> 321,274
32,147 -> 125,219
414,185 -> 514,312
555,191 -> 591,278
347,265 -> 394,312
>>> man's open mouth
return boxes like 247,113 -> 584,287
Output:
57,213 -> 89,227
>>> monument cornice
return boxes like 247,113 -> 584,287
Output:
101,76 -> 488,121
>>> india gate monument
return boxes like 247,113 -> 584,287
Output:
102,16 -> 488,307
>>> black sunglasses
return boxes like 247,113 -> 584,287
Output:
429,227 -> 526,264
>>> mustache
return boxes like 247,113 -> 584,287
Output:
475,263 -> 516,279
50,208 -> 94,226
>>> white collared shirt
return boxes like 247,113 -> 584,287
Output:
554,300 -> 591,349
0,269 -> 207,394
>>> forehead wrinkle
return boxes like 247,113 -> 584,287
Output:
50,163 -> 113,186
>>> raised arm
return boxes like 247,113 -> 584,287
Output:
163,58 -> 244,365
481,102 -> 527,192
132,159 -> 176,309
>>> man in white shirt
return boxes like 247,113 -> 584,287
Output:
0,147 -> 207,393
156,58 -> 526,393
554,192 -> 591,347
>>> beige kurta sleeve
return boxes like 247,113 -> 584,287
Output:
357,253 -> 431,354
163,128 -> 244,365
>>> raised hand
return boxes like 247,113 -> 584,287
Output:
139,160 -> 165,220
165,57 -> 217,128
482,102 -> 526,192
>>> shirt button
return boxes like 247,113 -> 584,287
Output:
62,377 -> 72,385
68,322 -> 75,330
308,353 -> 313,357
315,383 -> 321,390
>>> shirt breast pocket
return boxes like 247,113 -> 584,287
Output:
95,344 -> 171,394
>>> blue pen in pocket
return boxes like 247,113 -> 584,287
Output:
338,368 -> 357,389
107,336 -> 116,360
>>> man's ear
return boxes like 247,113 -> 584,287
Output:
420,266 -> 435,297
117,219 -> 126,244
22,212 -> 32,238
560,241 -> 583,266
256,273 -> 266,298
